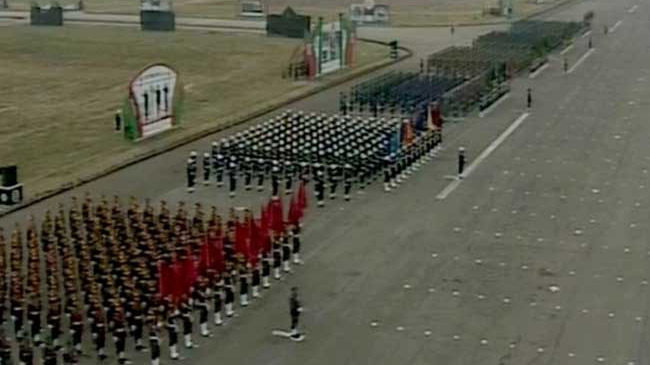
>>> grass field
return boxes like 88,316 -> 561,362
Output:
8,0 -> 566,26
0,25 -> 387,197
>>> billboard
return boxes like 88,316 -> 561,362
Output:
349,0 -> 390,24
123,64 -> 183,141
241,0 -> 265,17
305,16 -> 355,78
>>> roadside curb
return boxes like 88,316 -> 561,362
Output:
0,40 -> 412,218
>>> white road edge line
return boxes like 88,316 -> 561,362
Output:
610,20 -> 623,33
478,93 -> 510,118
581,30 -> 592,38
567,48 -> 595,74
436,112 -> 530,200
628,5 -> 638,13
529,63 -> 549,79
560,44 -> 574,55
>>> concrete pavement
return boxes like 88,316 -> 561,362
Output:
3,0 -> 648,363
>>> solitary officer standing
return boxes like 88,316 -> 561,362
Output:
526,88 -> 532,109
289,287 -> 303,339
458,147 -> 466,179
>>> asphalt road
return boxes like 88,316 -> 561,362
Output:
2,0 -> 648,363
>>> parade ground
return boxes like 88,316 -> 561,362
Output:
0,25 -> 387,198
1,0 -> 649,362
6,0 -> 568,26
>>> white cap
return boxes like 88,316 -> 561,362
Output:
459,147 -> 465,152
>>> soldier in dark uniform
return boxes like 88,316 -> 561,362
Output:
314,169 -> 325,207
70,310 -> 83,354
343,163 -> 354,201
255,158 -> 266,191
261,251 -> 272,289
457,147 -> 466,178
186,157 -> 197,193
43,343 -> 58,365
113,311 -> 130,364
92,308 -> 108,361
202,152 -> 211,185
527,88 -> 532,108
290,225 -> 303,265
272,235 -> 283,280
27,298 -> 41,347
289,287 -> 303,338
195,278 -> 211,337
149,326 -> 161,365
0,333 -> 11,365
243,157 -> 253,191
281,233 -> 292,273
251,259 -> 261,299
165,304 -> 180,360
19,338 -> 33,365
228,157 -> 238,198
223,271 -> 235,317
383,155 -> 393,192
239,262 -> 250,307
11,296 -> 25,340
47,302 -> 62,349
271,162 -> 281,198
284,160 -> 295,195
180,297 -> 196,350
214,151 -> 226,187
211,271 -> 224,326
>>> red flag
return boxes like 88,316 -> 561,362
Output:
298,181 -> 308,213
158,261 -> 174,299
198,242 -> 211,275
249,220 -> 261,266
171,260 -> 184,303
288,194 -> 300,227
235,221 -> 250,261
267,198 -> 285,235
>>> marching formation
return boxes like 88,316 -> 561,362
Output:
186,110 -> 444,203
0,188 -> 307,364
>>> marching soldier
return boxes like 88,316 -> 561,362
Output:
186,157 -> 197,193
289,287 -> 303,338
149,326 -> 162,365
214,151 -> 226,187
383,155 -> 393,192
255,158 -> 266,191
272,235 -> 282,280
314,169 -> 325,207
26,298 -> 40,347
195,279 -> 212,337
18,338 -> 33,365
47,302 -> 62,349
285,160 -> 295,195
113,311 -> 130,365
223,271 -> 235,317
291,225 -> 303,265
165,303 -> 181,360
281,233 -> 292,273
251,259 -> 262,298
458,147 -> 466,178
239,262 -> 250,307
271,162 -> 281,198
202,152 -> 211,185
243,157 -> 253,190
0,333 -> 11,365
228,156 -> 238,198
43,343 -> 57,365
91,308 -> 108,361
180,297 -> 196,350
211,272 -> 224,326
261,251 -> 272,289
343,163 -> 354,201
70,310 -> 83,354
